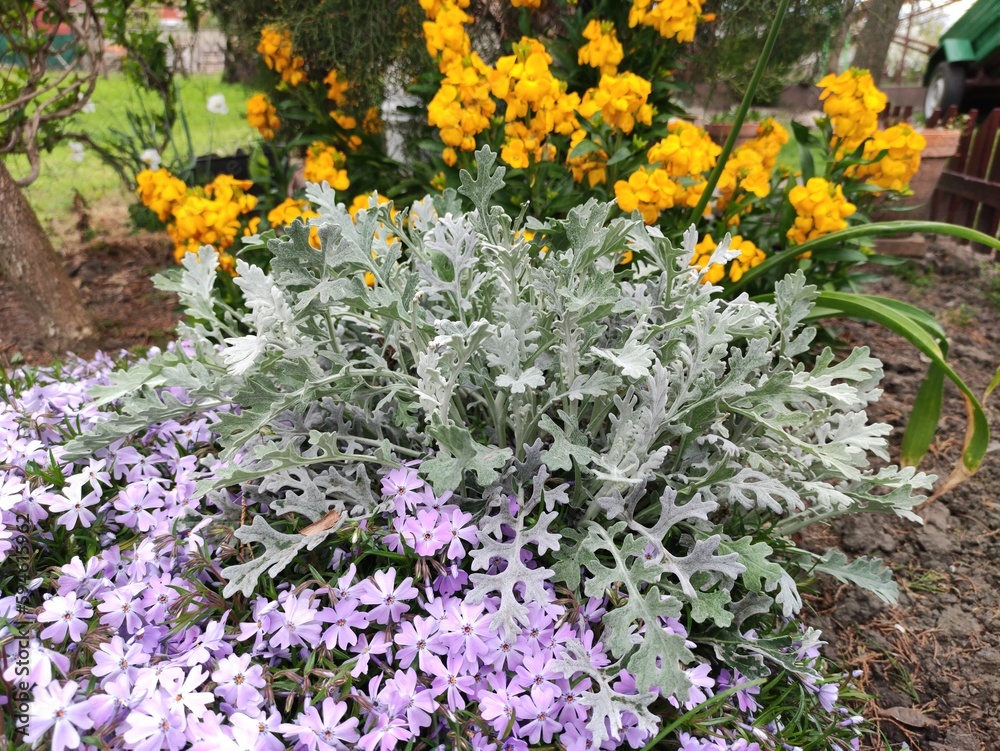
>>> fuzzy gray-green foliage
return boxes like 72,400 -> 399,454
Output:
65,146 -> 932,742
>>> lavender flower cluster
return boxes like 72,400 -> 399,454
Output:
1,354 -> 861,751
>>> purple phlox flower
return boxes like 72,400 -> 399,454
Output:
516,684 -> 562,744
213,653 -> 266,707
441,600 -> 492,669
101,545 -> 133,585
560,722 -> 597,751
238,597 -> 280,649
394,615 -> 446,671
478,673 -> 523,735
183,613 -> 232,665
37,591 -> 93,643
330,563 -> 359,600
356,568 -> 417,625
350,631 -> 391,678
127,538 -> 163,581
114,480 -> 165,532
19,485 -> 49,523
164,478 -> 200,515
122,691 -> 187,751
382,516 -> 406,555
271,594 -> 323,651
555,675 -> 592,723
108,444 -> 144,478
97,583 -> 148,634
515,602 -> 555,655
580,597 -> 607,623
717,668 -> 760,714
133,623 -> 170,654
427,653 -> 476,710
381,667 -> 436,733
499,739 -> 528,751
322,597 -> 370,650
678,662 -> 715,710
134,663 -> 184,695
357,713 -> 412,751
400,508 -> 449,557
79,457 -> 111,492
232,710 -> 286,751
815,682 -> 839,712
141,574 -> 181,623
572,629 -> 610,671
381,467 -> 423,514
162,665 -> 214,715
92,635 -> 150,686
23,679 -> 94,751
488,631 -> 521,672
89,673 -> 145,727
45,483 -> 101,529
0,475 -> 26,512
3,637 -> 69,688
279,697 -> 360,751
513,651 -> 557,692
433,566 -> 469,597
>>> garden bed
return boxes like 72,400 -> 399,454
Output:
808,239 -> 1000,751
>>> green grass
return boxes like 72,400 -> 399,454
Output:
8,72 -> 257,233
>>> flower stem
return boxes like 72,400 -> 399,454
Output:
686,0 -> 792,226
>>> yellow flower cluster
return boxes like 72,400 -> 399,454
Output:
849,123 -> 926,192
323,69 -> 349,106
257,26 -> 306,86
567,129 -> 608,187
136,169 -> 187,222
578,20 -> 624,76
787,177 -> 856,245
714,119 -> 788,217
817,68 -> 886,155
579,72 -> 653,134
303,142 -> 350,191
690,233 -> 766,284
268,197 -> 320,248
628,0 -> 705,42
421,0 -> 495,161
614,167 -> 680,224
491,38 -> 580,168
422,1 -> 473,66
247,93 -> 280,140
167,175 -> 258,267
647,121 -> 721,207
428,53 -> 496,153
510,0 -> 542,7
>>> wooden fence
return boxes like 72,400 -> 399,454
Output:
927,105 -> 1000,253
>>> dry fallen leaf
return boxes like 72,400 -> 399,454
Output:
299,508 -> 341,536
878,706 -> 935,728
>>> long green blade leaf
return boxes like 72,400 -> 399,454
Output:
811,292 -> 989,494
729,221 -> 1000,295
900,364 -> 945,468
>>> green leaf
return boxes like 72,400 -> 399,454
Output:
811,291 -> 989,489
810,549 -> 898,604
900,364 -> 944,468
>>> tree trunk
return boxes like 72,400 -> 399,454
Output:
0,159 -> 95,353
826,0 -> 859,73
851,0 -> 906,83
221,36 -> 258,85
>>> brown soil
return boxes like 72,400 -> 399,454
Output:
0,208 -> 179,366
805,239 -> 1000,751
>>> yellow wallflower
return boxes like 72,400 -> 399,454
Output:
578,19 -> 624,76
323,69 -> 350,106
849,123 -> 926,192
331,111 -> 358,131
268,197 -> 320,247
578,72 -> 653,134
427,53 -> 495,151
167,174 -> 257,265
787,177 -> 856,245
628,0 -> 705,42
689,233 -> 766,284
567,129 -> 608,187
511,0 -> 542,7
246,93 -> 280,140
647,120 -> 720,206
423,2 -> 473,65
257,26 -> 307,86
136,169 -> 187,222
614,166 -> 679,224
817,68 -> 887,156
303,142 -> 350,191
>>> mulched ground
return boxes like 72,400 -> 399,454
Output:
0,231 -> 179,366
805,239 -> 1000,751
1,226 -> 999,749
